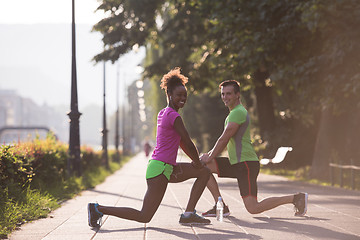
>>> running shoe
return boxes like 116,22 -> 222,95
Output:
293,192 -> 308,216
88,203 -> 103,228
179,210 -> 211,225
202,204 -> 230,217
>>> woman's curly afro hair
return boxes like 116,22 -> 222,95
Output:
160,67 -> 188,94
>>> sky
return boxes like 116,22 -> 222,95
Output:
0,0 -> 104,25
0,0 -> 145,114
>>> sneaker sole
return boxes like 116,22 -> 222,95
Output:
88,203 -> 101,228
87,203 -> 94,227
179,222 -> 211,225
295,193 -> 308,217
202,212 -> 230,217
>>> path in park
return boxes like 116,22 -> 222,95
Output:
9,153 -> 360,240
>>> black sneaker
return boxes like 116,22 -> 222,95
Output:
202,204 -> 230,217
88,203 -> 103,228
179,210 -> 211,225
293,192 -> 308,216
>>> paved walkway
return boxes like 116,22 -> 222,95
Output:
10,153 -> 360,240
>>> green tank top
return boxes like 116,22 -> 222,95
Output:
225,104 -> 259,164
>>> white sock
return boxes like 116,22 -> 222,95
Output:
183,211 -> 193,217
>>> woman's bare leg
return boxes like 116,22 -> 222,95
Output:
169,163 -> 210,212
97,174 -> 168,223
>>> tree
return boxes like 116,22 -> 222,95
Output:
295,0 -> 360,179
93,0 -> 360,174
93,0 -> 164,63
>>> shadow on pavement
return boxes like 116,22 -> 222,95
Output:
99,226 -> 261,240
228,216 -> 359,240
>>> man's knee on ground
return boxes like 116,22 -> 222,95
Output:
243,197 -> 262,214
245,205 -> 261,214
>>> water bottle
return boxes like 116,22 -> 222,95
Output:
216,196 -> 224,222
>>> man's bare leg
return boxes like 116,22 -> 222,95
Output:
207,174 -> 221,202
243,195 -> 294,214
205,160 -> 225,204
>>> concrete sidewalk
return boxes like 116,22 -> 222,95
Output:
9,153 -> 360,240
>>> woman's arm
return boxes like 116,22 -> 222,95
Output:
173,116 -> 203,168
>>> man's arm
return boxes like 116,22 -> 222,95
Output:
204,121 -> 240,163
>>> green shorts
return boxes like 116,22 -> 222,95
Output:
146,159 -> 174,181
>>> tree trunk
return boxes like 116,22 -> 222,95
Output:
311,107 -> 332,180
311,105 -> 360,181
253,69 -> 276,142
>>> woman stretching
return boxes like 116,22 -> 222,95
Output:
88,67 -> 211,227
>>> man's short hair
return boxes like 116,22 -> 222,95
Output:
219,80 -> 240,93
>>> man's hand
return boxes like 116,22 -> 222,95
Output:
200,153 -> 210,163
192,160 -> 204,169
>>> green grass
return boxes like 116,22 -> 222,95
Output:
0,157 -> 130,239
45,159 -> 130,200
0,187 -> 59,238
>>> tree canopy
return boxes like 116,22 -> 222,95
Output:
94,0 -> 360,175
94,0 -> 359,112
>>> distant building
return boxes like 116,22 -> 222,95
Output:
0,89 -> 67,144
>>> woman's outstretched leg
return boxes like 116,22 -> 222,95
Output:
97,174 -> 168,223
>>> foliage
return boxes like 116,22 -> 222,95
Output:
93,0 -> 360,170
94,0 -> 360,111
272,0 -> 360,115
181,91 -> 228,152
0,136 -> 128,238
0,135 -> 68,193
0,187 -> 58,238
93,0 -> 164,63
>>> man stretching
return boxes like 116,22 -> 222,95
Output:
200,80 -> 308,217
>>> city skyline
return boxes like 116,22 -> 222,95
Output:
0,1 -> 145,114
0,1 -> 146,146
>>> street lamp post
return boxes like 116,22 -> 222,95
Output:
122,73 -> 127,154
67,0 -> 82,176
101,61 -> 109,168
114,61 -> 120,161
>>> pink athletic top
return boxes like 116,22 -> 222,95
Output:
151,107 -> 181,165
